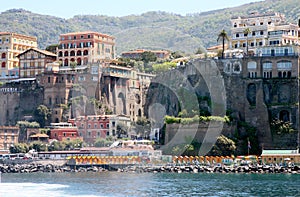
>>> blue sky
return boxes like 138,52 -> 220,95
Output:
1,0 -> 262,19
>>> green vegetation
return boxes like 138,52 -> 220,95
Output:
234,121 -> 259,155
207,135 -> 236,156
33,105 -> 51,128
217,29 -> 229,59
1,1 -> 299,54
165,135 -> 235,156
164,115 -> 230,125
10,139 -> 84,153
152,62 -> 177,73
270,119 -> 295,135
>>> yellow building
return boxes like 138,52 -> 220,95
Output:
0,126 -> 19,153
261,149 -> 300,165
230,12 -> 300,52
0,32 -> 37,80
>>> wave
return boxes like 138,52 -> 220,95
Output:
0,182 -> 103,197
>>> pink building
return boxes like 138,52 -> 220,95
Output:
57,31 -> 115,67
69,115 -> 110,145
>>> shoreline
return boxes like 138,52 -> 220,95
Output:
1,160 -> 300,174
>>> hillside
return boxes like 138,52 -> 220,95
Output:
0,0 -> 300,55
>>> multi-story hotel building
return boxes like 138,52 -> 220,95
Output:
230,12 -> 300,51
0,126 -> 19,153
0,32 -> 37,80
57,31 -> 115,67
69,115 -> 131,145
17,48 -> 57,78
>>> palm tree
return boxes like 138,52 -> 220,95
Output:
243,28 -> 252,56
217,29 -> 229,59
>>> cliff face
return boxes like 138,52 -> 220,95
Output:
0,80 -> 44,125
145,58 -> 299,152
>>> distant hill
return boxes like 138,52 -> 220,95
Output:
0,0 -> 300,55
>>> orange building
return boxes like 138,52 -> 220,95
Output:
0,126 -> 19,153
57,31 -> 115,67
50,122 -> 81,141
0,32 -> 37,80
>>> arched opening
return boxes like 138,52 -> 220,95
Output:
279,110 -> 290,122
64,51 -> 68,57
283,71 -> 286,78
55,118 -> 59,123
58,51 -> 63,57
2,53 -> 6,59
138,109 -> 142,117
117,92 -> 126,115
70,51 -> 75,56
83,58 -> 88,65
247,83 -> 256,106
1,62 -> 5,68
233,62 -> 241,73
77,50 -> 82,56
83,50 -> 88,55
287,71 -> 291,78
278,71 -> 282,78
77,58 -> 82,65
64,59 -> 69,66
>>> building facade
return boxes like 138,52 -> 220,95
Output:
50,122 -> 81,141
57,31 -> 115,67
0,126 -> 19,153
70,115 -> 110,145
0,32 -> 37,80
17,48 -> 57,78
230,12 -> 300,52
36,64 -> 75,123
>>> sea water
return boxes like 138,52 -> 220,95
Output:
0,172 -> 299,197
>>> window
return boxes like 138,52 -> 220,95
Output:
94,124 -> 97,128
100,124 -> 103,128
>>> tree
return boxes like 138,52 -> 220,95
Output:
141,51 -> 157,63
70,61 -> 77,70
207,135 -> 236,156
243,28 -> 252,55
195,46 -> 206,54
152,62 -> 177,73
34,105 -> 51,128
45,44 -> 59,54
94,138 -> 114,147
217,29 -> 229,59
10,143 -> 29,153
17,121 -> 40,142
